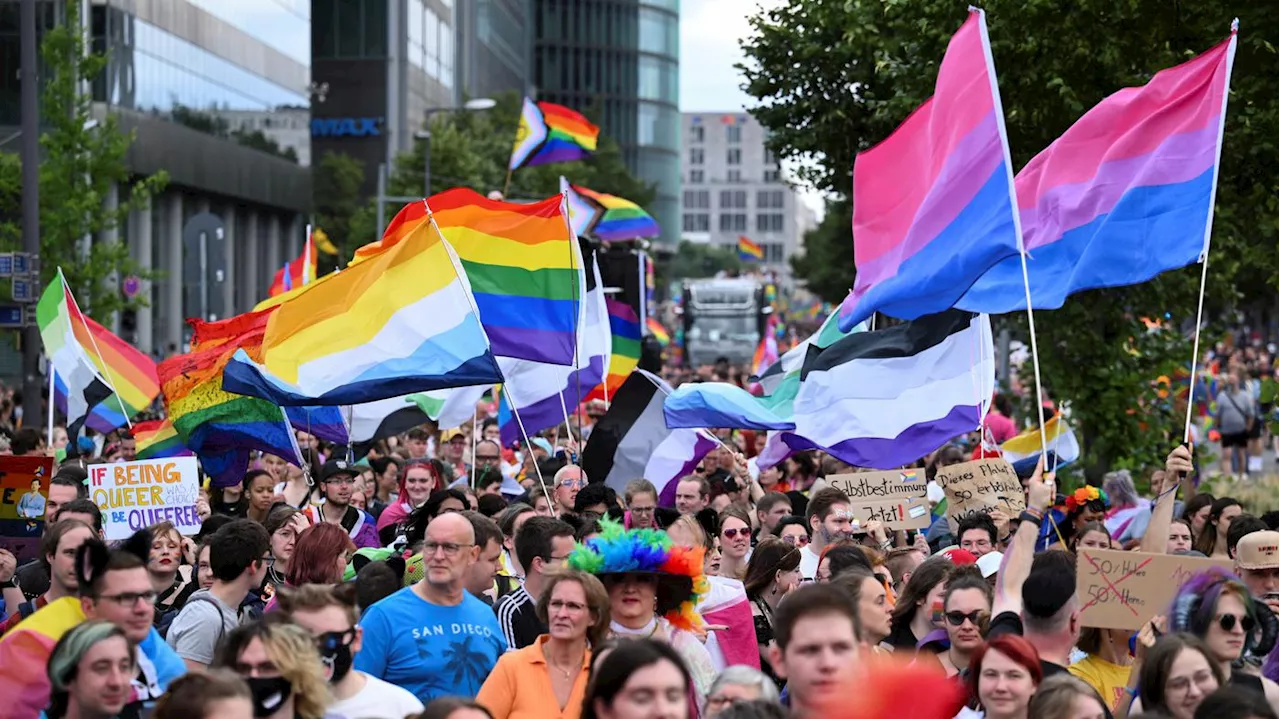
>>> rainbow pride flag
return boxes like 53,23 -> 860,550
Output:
586,298 -> 641,403
352,189 -> 582,366
646,317 -> 671,347
510,98 -> 600,170
738,236 -> 764,262
268,235 -> 317,297
131,418 -> 190,459
50,308 -> 159,435
565,183 -> 660,241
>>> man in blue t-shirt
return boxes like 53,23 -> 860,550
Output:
355,512 -> 507,701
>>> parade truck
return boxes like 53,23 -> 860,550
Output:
679,277 -> 769,367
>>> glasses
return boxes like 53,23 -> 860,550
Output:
325,476 -> 357,486
547,599 -> 588,613
722,528 -> 747,540
260,555 -> 277,568
630,506 -> 656,515
781,535 -> 811,547
1217,613 -> 1256,633
945,610 -> 989,628
475,454 -> 500,462
706,695 -> 741,710
424,541 -> 474,557
99,591 -> 158,607
559,479 -> 587,490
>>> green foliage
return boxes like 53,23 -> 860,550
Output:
1261,377 -> 1279,436
312,151 -> 366,269
0,2 -> 167,320
791,198 -> 853,304
652,241 -> 744,286
741,0 -> 1278,476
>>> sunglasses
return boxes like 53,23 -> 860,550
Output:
1218,613 -> 1256,633
781,535 -> 810,547
945,610 -> 989,628
722,528 -> 747,540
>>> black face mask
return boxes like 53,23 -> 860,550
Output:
246,676 -> 293,718
317,630 -> 355,684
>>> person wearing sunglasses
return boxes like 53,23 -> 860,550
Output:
717,508 -> 753,581
937,567 -> 993,679
552,465 -> 588,517
774,516 -> 811,552
1168,568 -> 1280,705
276,583 -> 424,718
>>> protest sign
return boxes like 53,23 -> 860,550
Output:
89,457 -> 202,541
827,469 -> 931,530
0,455 -> 56,561
934,458 -> 1024,534
1077,549 -> 1234,630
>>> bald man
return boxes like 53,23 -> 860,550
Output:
552,464 -> 586,516
354,513 -> 507,702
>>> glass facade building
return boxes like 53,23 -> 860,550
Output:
533,0 -> 680,245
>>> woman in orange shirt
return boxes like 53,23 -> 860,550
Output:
478,570 -> 611,719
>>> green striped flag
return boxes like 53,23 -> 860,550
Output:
36,273 -> 113,439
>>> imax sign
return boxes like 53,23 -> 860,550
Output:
311,117 -> 383,138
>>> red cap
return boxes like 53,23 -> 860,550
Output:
938,547 -> 978,566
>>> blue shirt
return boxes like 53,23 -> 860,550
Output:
355,585 -> 506,702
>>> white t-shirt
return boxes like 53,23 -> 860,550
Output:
799,544 -> 821,580
330,673 -> 424,719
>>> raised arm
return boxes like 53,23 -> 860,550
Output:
993,459 -> 1054,618
1139,446 -> 1192,554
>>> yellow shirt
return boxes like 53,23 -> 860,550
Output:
477,635 -> 591,719
1069,653 -> 1132,711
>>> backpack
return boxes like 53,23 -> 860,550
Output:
156,595 -> 227,643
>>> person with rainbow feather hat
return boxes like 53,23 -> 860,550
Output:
567,517 -> 717,700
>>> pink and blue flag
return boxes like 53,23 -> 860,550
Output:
837,8 -> 1019,331
957,28 -> 1238,313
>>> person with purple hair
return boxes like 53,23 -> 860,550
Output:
1168,567 -> 1279,705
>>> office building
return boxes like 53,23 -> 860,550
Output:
455,0 -> 532,100
0,0 -> 313,356
532,0 -> 680,245
679,112 -> 814,277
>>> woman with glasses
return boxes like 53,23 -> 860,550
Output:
716,508 -> 752,581
702,666 -> 779,717
478,570 -> 610,719
743,538 -> 801,687
623,479 -> 661,531
965,634 -> 1043,719
1168,568 -> 1280,704
1130,632 -> 1225,719
937,567 -> 993,678
213,616 -> 333,719
261,508 -> 306,599
773,516 -> 810,551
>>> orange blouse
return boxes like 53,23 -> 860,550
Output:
476,635 -> 591,719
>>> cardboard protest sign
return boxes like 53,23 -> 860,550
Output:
827,469 -> 931,530
934,458 -> 1024,534
1077,549 -> 1234,630
0,456 -> 55,562
89,457 -> 202,541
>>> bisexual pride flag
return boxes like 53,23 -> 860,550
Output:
838,8 -> 1020,331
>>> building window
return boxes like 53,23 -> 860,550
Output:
689,124 -> 704,143
689,170 -> 704,183
690,148 -> 704,165
719,190 -> 746,209
683,214 -> 709,232
763,169 -> 780,183
726,147 -> 741,165
726,124 -> 742,143
683,190 -> 709,209
727,169 -> 741,183
764,147 -> 777,164
719,213 -> 747,232
757,190 -> 785,208
765,243 -> 785,263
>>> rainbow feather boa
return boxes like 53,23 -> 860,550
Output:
567,517 -> 709,631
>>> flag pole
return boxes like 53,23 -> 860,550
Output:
470,410 -> 478,489
59,268 -> 133,431
279,406 -> 311,485
46,368 -> 55,448
1184,20 -> 1237,443
506,392 -> 554,512
642,370 -> 738,458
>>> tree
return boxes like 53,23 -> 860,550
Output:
790,198 -> 853,303
312,151 -> 366,269
0,1 -> 167,319
740,0 -> 1278,476
653,240 -> 744,285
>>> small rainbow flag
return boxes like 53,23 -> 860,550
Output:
566,183 -> 661,241
586,298 -> 641,402
510,98 -> 600,170
268,235 -> 317,297
646,317 -> 670,347
131,418 -> 191,459
738,236 -> 764,262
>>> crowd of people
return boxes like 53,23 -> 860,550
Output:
0,340 -> 1275,719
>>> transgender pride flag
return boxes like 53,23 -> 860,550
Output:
958,27 -> 1238,313
838,8 -> 1019,331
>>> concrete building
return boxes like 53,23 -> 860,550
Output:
532,0 -> 681,245
679,112 -> 812,277
0,0 -> 313,357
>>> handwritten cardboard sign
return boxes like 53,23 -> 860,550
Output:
0,455 -> 55,562
828,469 -> 931,530
934,458 -> 1024,534
1077,549 -> 1234,630
89,457 -> 202,541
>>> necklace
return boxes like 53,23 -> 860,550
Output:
544,645 -> 581,681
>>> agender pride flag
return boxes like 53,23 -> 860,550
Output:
838,8 -> 1020,331
958,27 -> 1239,313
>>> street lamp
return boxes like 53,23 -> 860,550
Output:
413,98 -> 497,198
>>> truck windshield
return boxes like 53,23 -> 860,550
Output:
687,316 -> 757,343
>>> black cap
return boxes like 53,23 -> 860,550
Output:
321,459 -> 359,483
